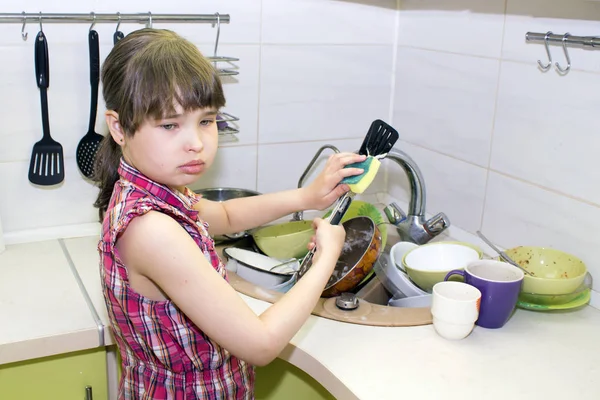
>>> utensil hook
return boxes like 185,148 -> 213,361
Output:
89,12 -> 96,31
38,12 -> 43,33
115,12 -> 122,32
537,31 -> 553,72
213,12 -> 221,57
555,33 -> 571,74
146,11 -> 153,28
21,12 -> 28,40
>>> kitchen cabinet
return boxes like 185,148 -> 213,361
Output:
112,349 -> 334,399
256,358 -> 335,400
0,348 -> 107,400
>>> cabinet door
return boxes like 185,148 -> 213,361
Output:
255,358 -> 335,400
0,348 -> 107,400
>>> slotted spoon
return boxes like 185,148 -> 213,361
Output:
76,30 -> 103,179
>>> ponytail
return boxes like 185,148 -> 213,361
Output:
93,135 -> 122,221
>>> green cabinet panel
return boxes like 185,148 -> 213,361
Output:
256,358 -> 335,400
0,348 -> 107,400
112,345 -> 333,399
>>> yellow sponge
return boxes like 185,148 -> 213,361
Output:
341,156 -> 381,194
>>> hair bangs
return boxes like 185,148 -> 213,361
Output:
126,35 -> 226,128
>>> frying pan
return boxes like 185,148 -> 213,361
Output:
321,216 -> 382,298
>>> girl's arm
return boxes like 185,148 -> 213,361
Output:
195,152 -> 365,236
117,211 -> 344,366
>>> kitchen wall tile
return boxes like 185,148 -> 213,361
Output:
262,0 -> 397,44
491,61 -> 600,205
0,158 -> 98,233
256,139 -> 387,196
482,171 -> 600,292
190,145 -> 258,192
503,0 -> 600,73
259,45 -> 393,144
392,47 -> 499,167
0,43 -> 91,164
397,0 -> 506,58
388,140 -> 487,233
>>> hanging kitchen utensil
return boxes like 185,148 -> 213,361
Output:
113,13 -> 124,45
297,120 -> 399,278
76,29 -> 104,179
28,30 -> 65,186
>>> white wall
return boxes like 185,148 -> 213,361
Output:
1,0 -> 599,299
0,0 -> 395,243
390,0 -> 600,296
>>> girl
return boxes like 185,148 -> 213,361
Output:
94,29 -> 365,399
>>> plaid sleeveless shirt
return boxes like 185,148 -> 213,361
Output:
98,159 -> 254,399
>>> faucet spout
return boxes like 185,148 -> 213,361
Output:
384,148 -> 450,244
385,149 -> 426,217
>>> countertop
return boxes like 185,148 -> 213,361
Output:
1,235 -> 600,400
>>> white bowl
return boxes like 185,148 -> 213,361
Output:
223,247 -> 294,288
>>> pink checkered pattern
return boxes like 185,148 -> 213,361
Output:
98,159 -> 254,399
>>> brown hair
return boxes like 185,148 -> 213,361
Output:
93,28 -> 226,220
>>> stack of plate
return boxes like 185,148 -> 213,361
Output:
517,272 -> 593,311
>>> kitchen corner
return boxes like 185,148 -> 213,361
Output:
2,234 -> 600,400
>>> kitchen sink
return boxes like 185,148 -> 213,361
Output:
218,235 -> 433,327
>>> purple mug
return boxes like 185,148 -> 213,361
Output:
445,260 -> 524,329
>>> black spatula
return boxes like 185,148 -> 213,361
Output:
297,119 -> 400,278
28,31 -> 65,186
358,119 -> 399,159
76,30 -> 103,179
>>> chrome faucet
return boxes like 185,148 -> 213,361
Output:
292,144 -> 340,221
383,149 -> 450,244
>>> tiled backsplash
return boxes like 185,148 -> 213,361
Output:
389,0 -> 600,297
1,1 -> 599,299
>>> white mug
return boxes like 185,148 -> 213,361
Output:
431,281 -> 481,340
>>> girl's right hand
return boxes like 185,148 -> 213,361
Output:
308,218 -> 346,267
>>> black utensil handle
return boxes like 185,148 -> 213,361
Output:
34,31 -> 49,89
113,31 -> 124,45
39,88 -> 51,140
35,31 -> 51,140
88,30 -> 100,132
297,193 -> 353,278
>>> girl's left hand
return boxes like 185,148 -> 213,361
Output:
302,152 -> 367,211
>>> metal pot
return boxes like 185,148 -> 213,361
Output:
193,187 -> 261,242
321,216 -> 382,298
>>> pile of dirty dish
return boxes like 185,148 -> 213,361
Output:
375,237 -> 592,313
222,200 -> 387,297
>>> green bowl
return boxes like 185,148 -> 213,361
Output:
503,246 -> 587,295
252,221 -> 314,260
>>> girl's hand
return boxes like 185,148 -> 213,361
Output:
307,218 -> 346,268
302,152 -> 366,211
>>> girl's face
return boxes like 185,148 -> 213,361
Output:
122,105 -> 219,191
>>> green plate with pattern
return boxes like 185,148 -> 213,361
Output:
517,289 -> 591,311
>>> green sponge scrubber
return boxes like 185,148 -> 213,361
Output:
341,156 -> 381,194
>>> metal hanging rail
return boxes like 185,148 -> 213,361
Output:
0,12 -> 230,25
526,31 -> 600,48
